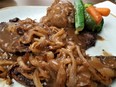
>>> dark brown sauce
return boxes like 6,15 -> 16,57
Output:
97,35 -> 104,41
65,28 -> 86,49
0,22 -> 20,60
66,28 -> 97,49
0,24 -> 19,51
102,50 -> 112,56
65,28 -> 78,43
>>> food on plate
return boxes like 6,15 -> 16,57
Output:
84,9 -> 104,33
40,0 -> 75,28
95,8 -> 110,16
74,0 -> 85,34
0,0 -> 115,87
74,0 -> 110,33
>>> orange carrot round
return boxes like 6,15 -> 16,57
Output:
96,8 -> 110,16
86,6 -> 103,25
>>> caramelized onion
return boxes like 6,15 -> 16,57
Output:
0,60 -> 15,65
54,62 -> 66,87
17,57 -> 31,71
33,70 -> 43,87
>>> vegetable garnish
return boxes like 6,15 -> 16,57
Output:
74,0 -> 110,33
96,8 -> 110,16
74,0 -> 85,34
86,6 -> 103,25
84,10 -> 104,33
84,3 -> 93,8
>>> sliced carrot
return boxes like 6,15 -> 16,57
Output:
96,8 -> 110,16
86,6 -> 103,25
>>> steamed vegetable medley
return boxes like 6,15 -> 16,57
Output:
74,0 -> 110,34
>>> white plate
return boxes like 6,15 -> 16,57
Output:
0,1 -> 116,87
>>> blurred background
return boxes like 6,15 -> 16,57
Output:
0,0 -> 115,8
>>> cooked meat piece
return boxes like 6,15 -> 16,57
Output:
66,28 -> 97,49
76,31 -> 97,49
41,0 -> 75,28
0,21 -> 30,53
9,65 -> 35,87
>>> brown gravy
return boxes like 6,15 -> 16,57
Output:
97,35 -> 104,41
0,23 -> 20,52
102,50 -> 113,56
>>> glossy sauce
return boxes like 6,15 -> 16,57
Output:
97,35 -> 104,41
0,23 -> 20,51
102,50 -> 112,56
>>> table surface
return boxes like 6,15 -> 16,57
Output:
0,0 -> 115,8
